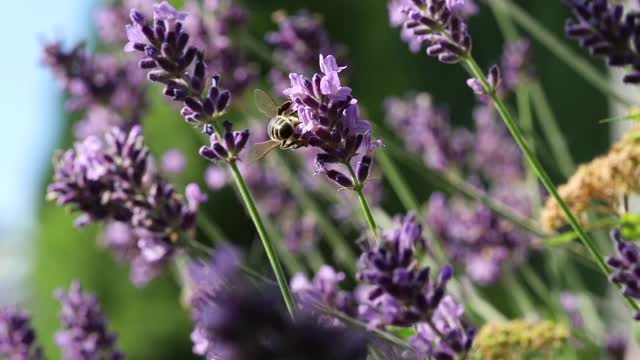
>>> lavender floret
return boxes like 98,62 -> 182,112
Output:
0,307 -> 43,360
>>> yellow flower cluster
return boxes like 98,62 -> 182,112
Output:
541,122 -> 640,233
473,320 -> 570,360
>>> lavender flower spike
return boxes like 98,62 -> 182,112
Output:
388,0 -> 472,63
199,121 -> 250,162
564,0 -> 640,83
0,307 -> 43,360
55,281 -> 124,360
608,229 -> 640,320
283,54 -> 382,188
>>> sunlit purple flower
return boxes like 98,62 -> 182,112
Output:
47,126 -> 203,285
55,281 -> 124,360
388,0 -> 472,63
564,0 -> 640,83
0,307 -> 43,360
283,54 -> 382,189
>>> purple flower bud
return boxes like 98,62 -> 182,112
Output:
356,155 -> 373,183
326,169 -> 354,188
466,78 -> 485,95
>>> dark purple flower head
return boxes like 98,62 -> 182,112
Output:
409,296 -> 475,359
357,213 -> 455,327
125,2 -> 234,127
384,93 -> 471,170
47,126 -> 204,285
0,307 -> 43,360
564,0 -> 640,84
608,229 -> 640,319
388,0 -> 472,63
42,42 -> 147,138
283,55 -> 382,188
199,121 -> 250,162
55,281 -> 124,360
191,283 -> 368,360
501,39 -> 536,90
267,10 -> 345,94
466,64 -> 502,99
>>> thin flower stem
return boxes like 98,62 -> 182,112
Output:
346,163 -> 379,240
529,81 -> 576,176
517,82 -> 542,211
196,216 -> 226,244
485,0 -> 637,106
275,157 -> 358,274
383,140 -> 545,236
503,272 -> 535,314
462,55 -> 640,312
376,149 -> 422,213
519,263 -> 558,316
209,122 -> 297,317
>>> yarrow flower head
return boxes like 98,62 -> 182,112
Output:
564,0 -> 640,83
266,10 -> 345,94
283,54 -> 383,189
0,307 -> 43,360
47,126 -> 207,285
388,0 -> 473,63
55,281 -> 124,360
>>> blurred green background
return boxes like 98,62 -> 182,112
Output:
17,0 -> 611,358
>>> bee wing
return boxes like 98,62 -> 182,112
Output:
245,140 -> 281,163
254,89 -> 279,118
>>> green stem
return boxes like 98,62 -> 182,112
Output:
196,217 -> 226,244
503,272 -> 535,314
376,149 -> 422,213
487,0 -> 637,106
346,163 -> 379,239
517,82 -> 542,211
384,140 -> 545,236
227,159 -> 297,315
529,81 -> 576,176
519,263 -> 557,316
463,55 -> 640,312
275,156 -> 358,274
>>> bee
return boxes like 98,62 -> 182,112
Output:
247,89 -> 303,161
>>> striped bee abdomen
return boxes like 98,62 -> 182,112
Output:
268,116 -> 295,141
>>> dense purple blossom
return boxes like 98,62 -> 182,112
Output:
47,126 -> 206,285
501,39 -> 536,90
427,191 -> 531,285
125,2 -> 233,128
267,10 -> 344,94
388,0 -> 472,63
564,0 -> 640,83
608,229 -> 640,319
0,307 -> 43,360
283,54 -> 382,188
55,281 -> 124,360
42,42 -> 147,138
409,296 -> 475,360
291,265 -> 356,318
384,93 -> 471,170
